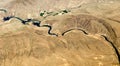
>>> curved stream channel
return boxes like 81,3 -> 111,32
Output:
3,16 -> 58,36
2,15 -> 120,63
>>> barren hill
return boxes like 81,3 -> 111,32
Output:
0,0 -> 120,66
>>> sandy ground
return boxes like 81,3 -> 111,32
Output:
0,0 -> 120,66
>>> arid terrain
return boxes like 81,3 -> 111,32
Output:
0,0 -> 120,66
